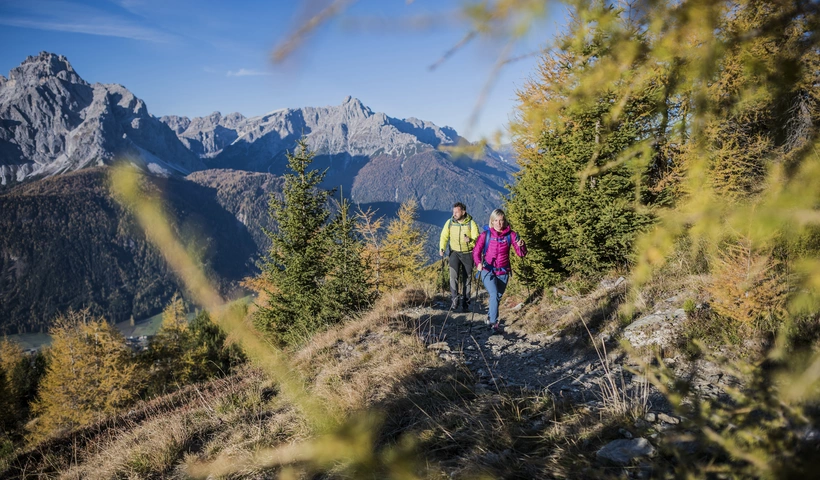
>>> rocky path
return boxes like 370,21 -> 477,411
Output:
404,292 -> 623,404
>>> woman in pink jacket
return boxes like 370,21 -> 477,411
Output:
473,209 -> 527,333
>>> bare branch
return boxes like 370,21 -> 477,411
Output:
272,0 -> 358,63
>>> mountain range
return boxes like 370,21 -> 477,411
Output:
0,52 -> 518,333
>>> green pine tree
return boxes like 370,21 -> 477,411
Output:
255,139 -> 333,345
147,296 -> 244,393
507,3 -> 666,287
183,310 -> 245,382
0,340 -> 46,434
319,196 -> 375,323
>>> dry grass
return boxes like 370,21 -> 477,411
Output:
291,287 -> 442,412
512,279 -> 628,342
2,369 -> 274,478
3,283 -> 691,479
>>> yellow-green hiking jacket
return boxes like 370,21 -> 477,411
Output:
439,214 -> 479,253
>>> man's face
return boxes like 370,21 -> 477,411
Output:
453,206 -> 465,221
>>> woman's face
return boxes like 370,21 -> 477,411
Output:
491,215 -> 505,230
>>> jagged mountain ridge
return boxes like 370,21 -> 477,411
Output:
161,97 -> 463,161
160,96 -> 517,216
0,52 -> 202,185
1,52 -> 517,217
160,112 -> 247,159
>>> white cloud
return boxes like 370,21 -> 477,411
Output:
227,68 -> 272,77
0,17 -> 175,42
0,0 -> 176,43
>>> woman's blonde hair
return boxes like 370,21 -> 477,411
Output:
488,208 -> 509,229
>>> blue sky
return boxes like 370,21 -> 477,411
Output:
0,0 -> 564,142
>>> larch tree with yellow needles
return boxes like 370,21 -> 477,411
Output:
380,199 -> 426,292
29,310 -> 141,442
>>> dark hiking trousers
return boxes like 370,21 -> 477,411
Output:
449,251 -> 474,304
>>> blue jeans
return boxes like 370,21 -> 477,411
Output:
480,270 -> 509,325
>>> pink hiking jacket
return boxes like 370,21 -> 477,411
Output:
473,225 -> 527,274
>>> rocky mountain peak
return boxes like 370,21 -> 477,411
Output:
194,111 -> 246,130
0,52 -> 202,184
221,112 -> 246,127
159,115 -> 191,135
8,51 -> 87,86
341,96 -> 372,119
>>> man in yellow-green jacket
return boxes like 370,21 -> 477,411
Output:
439,202 -> 480,312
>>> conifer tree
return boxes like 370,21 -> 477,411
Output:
0,363 -> 10,433
183,310 -> 245,382
0,340 -> 45,432
147,296 -> 243,392
381,199 -> 426,291
676,0 -> 819,200
30,310 -> 141,442
320,197 -> 374,322
508,3 -> 666,287
147,294 -> 189,393
256,139 -> 332,345
356,206 -> 385,293
0,340 -> 24,428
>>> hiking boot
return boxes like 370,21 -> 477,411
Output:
461,299 -> 470,312
484,317 -> 491,325
490,323 -> 503,334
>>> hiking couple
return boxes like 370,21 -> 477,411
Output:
439,203 -> 527,332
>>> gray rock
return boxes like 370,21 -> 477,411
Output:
803,427 -> 820,442
596,438 -> 655,465
160,111 -> 245,158
427,342 -> 451,352
487,336 -> 511,349
191,96 -> 460,168
623,308 -> 687,350
600,276 -> 626,289
644,412 -> 657,423
657,413 -> 680,425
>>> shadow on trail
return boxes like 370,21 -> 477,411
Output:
409,294 -> 615,406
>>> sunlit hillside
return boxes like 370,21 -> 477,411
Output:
1,0 -> 819,478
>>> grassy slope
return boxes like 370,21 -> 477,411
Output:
6,272 -> 812,479
1,283 -> 647,479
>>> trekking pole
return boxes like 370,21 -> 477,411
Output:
439,256 -> 446,295
469,269 -> 487,334
521,256 -> 532,300
468,269 -> 480,332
